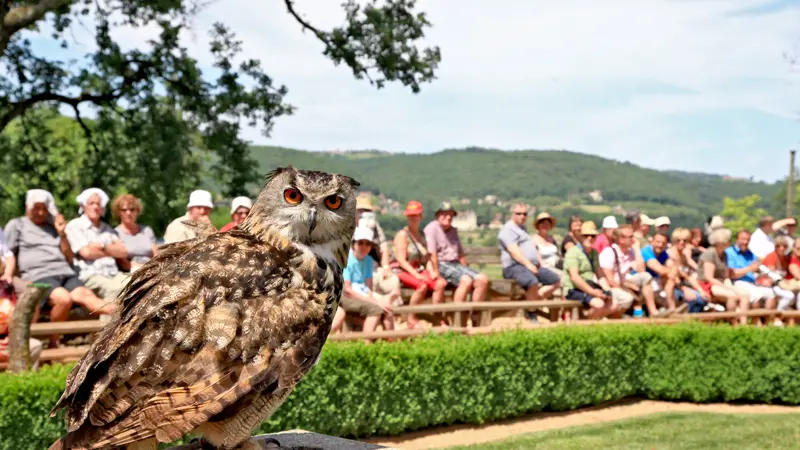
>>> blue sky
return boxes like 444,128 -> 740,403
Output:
26,0 -> 800,182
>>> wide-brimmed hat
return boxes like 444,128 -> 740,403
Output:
230,196 -> 252,215
404,200 -> 423,216
601,216 -> 619,229
435,201 -> 457,216
187,190 -> 213,209
654,216 -> 671,227
581,221 -> 599,236
356,195 -> 374,211
534,212 -> 555,227
352,226 -> 374,242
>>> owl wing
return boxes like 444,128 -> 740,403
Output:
51,230 -> 335,449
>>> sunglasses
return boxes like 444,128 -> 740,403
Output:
120,208 -> 137,213
514,212 -> 528,216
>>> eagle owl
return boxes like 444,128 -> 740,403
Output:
49,167 -> 359,450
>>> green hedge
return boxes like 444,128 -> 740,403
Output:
4,323 -> 800,450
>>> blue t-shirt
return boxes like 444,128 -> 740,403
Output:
725,246 -> 757,283
343,250 -> 374,285
641,245 -> 669,278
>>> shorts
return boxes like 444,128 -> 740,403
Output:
34,275 -> 84,308
396,269 -> 440,291
339,295 -> 385,317
502,264 -> 560,290
733,280 -> 775,304
84,273 -> 130,302
566,281 -> 607,307
438,261 -> 482,287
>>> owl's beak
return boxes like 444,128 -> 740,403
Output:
308,208 -> 317,234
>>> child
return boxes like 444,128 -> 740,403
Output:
331,226 -> 395,341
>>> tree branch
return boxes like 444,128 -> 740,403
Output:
0,58 -> 153,131
283,0 -> 329,42
0,0 -> 74,53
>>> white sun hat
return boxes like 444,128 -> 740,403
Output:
187,190 -> 214,209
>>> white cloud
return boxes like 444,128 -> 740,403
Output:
25,0 -> 800,181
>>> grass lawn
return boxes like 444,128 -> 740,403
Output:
447,412 -> 800,450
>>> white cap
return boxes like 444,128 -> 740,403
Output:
352,226 -> 374,242
601,216 -> 619,229
640,214 -> 655,226
187,190 -> 214,209
230,196 -> 252,215
654,216 -> 671,227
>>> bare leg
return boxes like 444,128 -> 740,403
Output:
452,276 -> 473,327
330,307 -> 346,333
432,279 -> 448,326
48,287 -> 73,348
641,282 -> 657,316
407,284 -> 428,328
70,287 -> 115,315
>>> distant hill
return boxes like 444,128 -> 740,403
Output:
245,146 -> 780,221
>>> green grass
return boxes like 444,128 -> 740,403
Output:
448,412 -> 800,449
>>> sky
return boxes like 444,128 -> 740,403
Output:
24,0 -> 800,182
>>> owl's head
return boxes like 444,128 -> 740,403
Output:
242,166 -> 360,246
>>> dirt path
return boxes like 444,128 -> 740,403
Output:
364,398 -> 800,450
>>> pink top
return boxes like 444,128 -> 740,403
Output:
423,220 -> 464,263
593,234 -> 611,253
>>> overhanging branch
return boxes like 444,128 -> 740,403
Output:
0,58 -> 153,131
0,0 -> 75,53
283,0 -> 329,43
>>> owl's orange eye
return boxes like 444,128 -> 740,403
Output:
283,188 -> 303,205
324,195 -> 342,210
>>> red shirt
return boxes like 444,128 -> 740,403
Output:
762,251 -> 800,280
219,221 -> 238,233
593,234 -> 611,254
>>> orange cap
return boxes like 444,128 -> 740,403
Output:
404,200 -> 423,216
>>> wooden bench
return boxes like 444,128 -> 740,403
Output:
395,246 -> 572,325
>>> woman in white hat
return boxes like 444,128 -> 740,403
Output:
163,189 -> 214,244
219,196 -> 252,233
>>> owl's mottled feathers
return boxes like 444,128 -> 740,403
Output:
49,167 -> 359,450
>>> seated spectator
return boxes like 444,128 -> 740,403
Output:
762,237 -> 800,325
65,188 -> 130,303
560,215 -> 583,255
219,196 -> 252,232
701,215 -> 725,248
355,195 -> 401,305
5,189 -> 114,347
624,209 -> 645,251
391,201 -> 447,329
636,214 -> 654,248
331,226 -> 395,342
689,228 -> 705,264
598,224 -> 656,317
654,216 -> 671,234
641,232 -> 681,313
726,230 -> 778,326
748,216 -> 775,260
499,205 -> 561,304
164,189 -> 214,244
696,228 -> 749,326
0,285 -> 42,371
531,212 -> 561,271
425,202 -> 489,326
112,194 -> 158,272
593,216 -> 618,254
666,228 -> 708,313
773,217 -> 797,252
562,221 -> 625,319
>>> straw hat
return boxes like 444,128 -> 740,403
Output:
356,195 -> 374,211
534,212 -> 556,227
580,221 -> 599,236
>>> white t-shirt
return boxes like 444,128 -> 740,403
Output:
748,228 -> 774,260
599,244 -> 636,284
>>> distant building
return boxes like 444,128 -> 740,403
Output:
452,210 -> 478,231
484,195 -> 497,204
588,190 -> 603,202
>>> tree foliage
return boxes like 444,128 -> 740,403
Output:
720,194 -> 767,235
0,0 -> 440,228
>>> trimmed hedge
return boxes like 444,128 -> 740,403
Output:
4,323 -> 800,449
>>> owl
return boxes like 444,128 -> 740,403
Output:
48,167 -> 360,450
